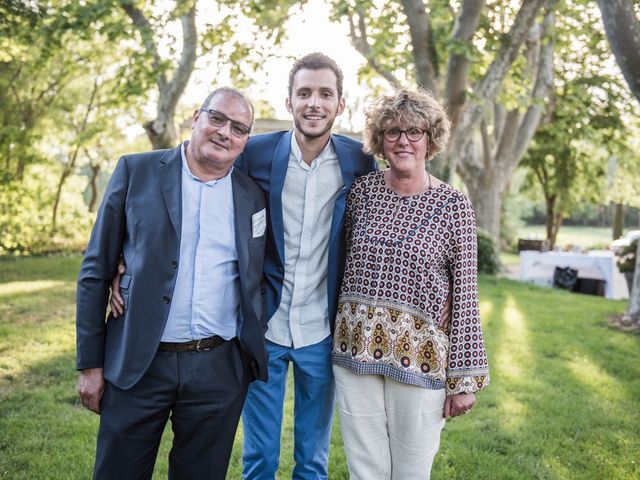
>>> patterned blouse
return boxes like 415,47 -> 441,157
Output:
332,171 -> 490,395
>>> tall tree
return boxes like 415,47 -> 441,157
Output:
596,0 -> 640,324
520,1 -> 632,249
333,0 -> 556,240
521,77 -> 624,249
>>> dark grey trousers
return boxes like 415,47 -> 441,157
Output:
93,339 -> 250,480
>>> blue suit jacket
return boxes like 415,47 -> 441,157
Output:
235,131 -> 378,329
76,144 -> 269,388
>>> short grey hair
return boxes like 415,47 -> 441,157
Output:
201,87 -> 255,125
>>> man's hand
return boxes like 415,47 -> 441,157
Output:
439,291 -> 453,331
77,367 -> 105,414
110,261 -> 126,317
443,392 -> 476,418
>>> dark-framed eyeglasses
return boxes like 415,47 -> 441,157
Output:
383,127 -> 426,143
200,108 -> 252,138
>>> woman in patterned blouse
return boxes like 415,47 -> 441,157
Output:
332,88 -> 490,479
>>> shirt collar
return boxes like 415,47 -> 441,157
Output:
181,142 -> 233,186
290,132 -> 336,166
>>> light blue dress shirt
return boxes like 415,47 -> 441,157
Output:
161,144 -> 240,342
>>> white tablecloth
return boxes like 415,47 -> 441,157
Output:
519,250 -> 629,300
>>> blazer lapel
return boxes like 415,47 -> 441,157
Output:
157,145 -> 183,237
232,169 -> 251,277
329,135 -> 355,246
269,130 -> 292,268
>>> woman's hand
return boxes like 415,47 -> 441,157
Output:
443,392 -> 476,418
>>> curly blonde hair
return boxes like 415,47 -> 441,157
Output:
363,88 -> 450,161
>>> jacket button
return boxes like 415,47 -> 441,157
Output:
163,296 -> 170,304
171,260 -> 178,268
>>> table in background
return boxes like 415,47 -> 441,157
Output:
519,250 -> 629,300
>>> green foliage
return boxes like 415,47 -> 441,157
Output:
617,239 -> 638,274
477,228 -> 500,275
0,166 -> 93,255
345,0 -> 457,86
520,2 -> 635,243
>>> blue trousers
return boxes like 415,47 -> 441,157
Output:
242,336 -> 335,479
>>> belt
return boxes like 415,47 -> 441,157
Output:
158,335 -> 227,352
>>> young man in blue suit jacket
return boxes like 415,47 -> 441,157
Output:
76,88 -> 268,480
235,53 -> 378,479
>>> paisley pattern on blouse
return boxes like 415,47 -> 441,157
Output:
331,171 -> 490,394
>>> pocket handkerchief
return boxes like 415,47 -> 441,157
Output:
252,208 -> 266,238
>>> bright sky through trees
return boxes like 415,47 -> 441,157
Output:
181,0 -> 371,130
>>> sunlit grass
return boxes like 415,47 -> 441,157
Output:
0,280 -> 67,297
1,258 -> 639,479
494,296 -> 532,382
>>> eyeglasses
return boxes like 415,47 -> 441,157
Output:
383,127 -> 426,143
200,108 -> 252,138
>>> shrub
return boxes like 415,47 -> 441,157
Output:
477,228 -> 500,275
617,238 -> 638,274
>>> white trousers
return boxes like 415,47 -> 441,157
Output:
333,365 -> 446,480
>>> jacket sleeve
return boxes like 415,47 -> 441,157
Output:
76,157 -> 128,370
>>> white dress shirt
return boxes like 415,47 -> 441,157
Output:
266,134 -> 344,348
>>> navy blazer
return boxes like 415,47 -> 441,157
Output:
235,131 -> 377,329
76,144 -> 268,389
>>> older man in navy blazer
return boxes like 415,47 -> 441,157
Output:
76,87 -> 267,480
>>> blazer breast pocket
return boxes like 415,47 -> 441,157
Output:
251,208 -> 266,239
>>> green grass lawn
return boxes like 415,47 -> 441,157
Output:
1,256 -> 639,479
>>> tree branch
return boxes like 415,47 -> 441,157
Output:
347,8 -> 401,89
511,7 -> 555,162
120,1 -> 197,149
160,4 -> 197,120
119,0 -> 166,90
399,0 -> 438,94
480,118 -> 492,169
449,0 -> 547,171
445,0 -> 485,128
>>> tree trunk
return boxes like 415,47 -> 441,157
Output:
452,3 -> 555,240
447,0 -> 548,173
551,210 -> 563,250
88,163 -> 100,213
51,169 -> 71,233
51,79 -> 98,231
444,0 -> 486,129
120,2 -> 197,150
545,195 -> 557,249
596,0 -> 640,104
463,157 -> 509,240
400,0 -> 439,95
613,202 -> 624,240
625,240 -> 640,323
